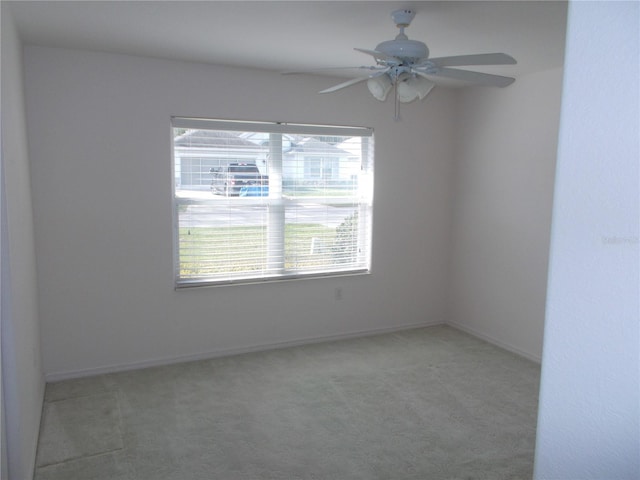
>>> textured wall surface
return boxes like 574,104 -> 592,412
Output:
1,4 -> 45,479
534,1 -> 640,478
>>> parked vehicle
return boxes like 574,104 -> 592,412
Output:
210,163 -> 269,196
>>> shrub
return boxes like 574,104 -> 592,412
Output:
333,211 -> 358,264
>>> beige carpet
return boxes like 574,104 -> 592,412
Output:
34,325 -> 540,479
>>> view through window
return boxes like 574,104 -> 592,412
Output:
172,118 -> 374,287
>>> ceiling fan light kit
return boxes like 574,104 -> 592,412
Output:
367,75 -> 393,101
397,75 -> 435,103
287,9 -> 517,120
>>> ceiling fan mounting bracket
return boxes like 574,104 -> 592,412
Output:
391,9 -> 416,28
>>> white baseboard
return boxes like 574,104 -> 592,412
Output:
45,320 -> 445,382
446,321 -> 542,364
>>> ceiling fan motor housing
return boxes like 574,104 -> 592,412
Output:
375,39 -> 429,63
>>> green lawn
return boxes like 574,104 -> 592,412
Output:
283,188 -> 355,197
179,223 -> 337,278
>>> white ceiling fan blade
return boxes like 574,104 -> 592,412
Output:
282,66 -> 387,75
424,53 -> 517,68
354,48 -> 400,64
319,76 -> 372,94
318,67 -> 390,94
318,67 -> 390,93
422,67 -> 515,87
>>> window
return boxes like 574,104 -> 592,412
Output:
172,118 -> 374,287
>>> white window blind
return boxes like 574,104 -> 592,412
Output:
172,117 -> 374,287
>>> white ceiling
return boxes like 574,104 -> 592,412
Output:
9,1 -> 568,86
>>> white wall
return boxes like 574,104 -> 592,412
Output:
447,67 -> 564,361
23,46 -> 457,379
0,4 -> 45,479
534,1 -> 639,478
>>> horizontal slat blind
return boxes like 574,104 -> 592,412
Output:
173,118 -> 373,287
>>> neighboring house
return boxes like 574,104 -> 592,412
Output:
174,129 -> 359,191
283,137 -> 358,187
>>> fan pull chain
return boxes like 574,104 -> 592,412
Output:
394,80 -> 401,121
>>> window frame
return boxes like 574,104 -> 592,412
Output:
171,117 -> 374,288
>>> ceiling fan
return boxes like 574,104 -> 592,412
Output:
286,9 -> 517,119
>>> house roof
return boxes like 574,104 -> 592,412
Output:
287,138 -> 351,157
174,130 -> 259,148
